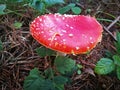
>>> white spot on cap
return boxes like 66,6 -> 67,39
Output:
36,22 -> 39,25
64,14 -> 76,18
44,15 -> 48,18
56,18 -> 59,21
48,38 -> 51,41
49,43 -> 52,46
41,31 -> 44,33
66,24 -> 69,27
76,47 -> 80,50
62,30 -> 67,33
90,37 -> 92,40
43,20 -> 46,23
63,39 -> 66,42
37,16 -> 40,19
60,34 -> 63,36
39,18 -> 42,22
54,14 -> 57,18
91,42 -> 94,44
69,34 -> 73,37
70,27 -> 73,29
87,47 -> 90,49
54,38 -> 57,40
62,17 -> 65,20
33,20 -> 36,23
57,13 -> 62,17
71,50 -> 75,55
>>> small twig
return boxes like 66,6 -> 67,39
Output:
76,2 -> 85,9
103,25 -> 117,41
102,16 -> 120,41
107,16 -> 120,30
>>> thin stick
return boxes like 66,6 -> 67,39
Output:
76,2 -> 85,9
103,25 -> 117,41
107,16 -> 120,30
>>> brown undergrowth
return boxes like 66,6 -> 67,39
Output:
0,0 -> 120,90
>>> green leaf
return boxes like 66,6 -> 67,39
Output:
29,0 -> 39,8
54,76 -> 68,85
64,65 -> 78,77
29,68 -> 41,76
44,68 -> 54,79
24,68 -> 44,90
54,56 -> 75,74
44,0 -> 64,6
0,4 -> 6,15
76,64 -> 82,74
113,55 -> 120,66
13,22 -> 23,29
71,6 -> 81,15
16,0 -> 23,2
116,32 -> 120,44
54,84 -> 64,90
12,0 -> 23,2
115,32 -> 120,54
105,50 -> 113,58
58,3 -> 75,14
53,76 -> 68,90
29,0 -> 46,13
77,70 -> 81,74
35,46 -> 56,57
95,58 -> 115,75
0,40 -> 3,51
6,0 -> 23,2
86,8 -> 92,13
77,64 -> 82,69
116,66 -> 120,80
115,42 -> 120,54
24,68 -> 54,90
42,79 -> 55,90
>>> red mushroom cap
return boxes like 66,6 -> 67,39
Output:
30,13 -> 103,54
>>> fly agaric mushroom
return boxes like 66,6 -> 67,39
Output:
30,13 -> 103,55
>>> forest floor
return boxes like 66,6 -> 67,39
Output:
0,0 -> 120,90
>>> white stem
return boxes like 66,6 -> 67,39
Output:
56,52 -> 66,56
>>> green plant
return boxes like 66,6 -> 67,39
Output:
35,46 -> 56,58
24,46 -> 82,90
58,3 -> 81,15
13,21 -> 23,29
29,0 -> 65,14
97,12 -> 120,26
0,40 -> 3,51
0,0 -> 65,15
95,32 -> 120,80
0,4 -> 6,15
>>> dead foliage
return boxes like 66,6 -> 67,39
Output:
0,0 -> 120,90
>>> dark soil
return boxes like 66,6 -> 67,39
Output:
0,0 -> 120,90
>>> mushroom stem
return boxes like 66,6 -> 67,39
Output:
56,52 -> 67,56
